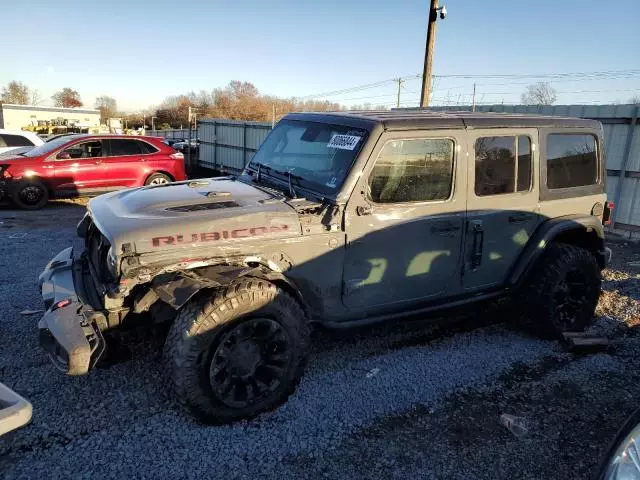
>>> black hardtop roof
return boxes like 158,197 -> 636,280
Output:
283,109 -> 601,131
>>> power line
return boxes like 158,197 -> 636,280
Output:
301,69 -> 640,100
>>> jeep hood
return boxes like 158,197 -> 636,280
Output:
87,178 -> 301,254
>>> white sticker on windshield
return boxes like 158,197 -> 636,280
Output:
327,134 -> 361,150
326,177 -> 337,188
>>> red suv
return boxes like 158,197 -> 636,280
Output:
0,134 -> 186,209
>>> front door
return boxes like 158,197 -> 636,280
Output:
51,139 -> 106,195
463,129 -> 540,290
343,130 -> 467,310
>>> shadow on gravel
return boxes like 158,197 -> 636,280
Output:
283,325 -> 640,480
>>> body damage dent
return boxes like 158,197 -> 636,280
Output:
151,266 -> 260,309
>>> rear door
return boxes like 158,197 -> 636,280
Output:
102,138 -> 155,187
463,129 -> 540,290
50,139 -> 106,194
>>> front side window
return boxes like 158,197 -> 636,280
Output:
546,134 -> 598,189
368,138 -> 454,203
475,136 -> 532,196
58,140 -> 103,159
247,119 -> 368,195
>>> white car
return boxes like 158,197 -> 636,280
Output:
0,129 -> 44,156
0,382 -> 32,436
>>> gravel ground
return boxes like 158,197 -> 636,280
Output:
1,202 -> 639,479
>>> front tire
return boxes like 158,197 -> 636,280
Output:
164,279 -> 309,424
12,179 -> 49,210
518,242 -> 601,339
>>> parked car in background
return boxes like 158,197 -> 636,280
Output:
0,134 -> 186,209
0,382 -> 32,436
173,138 -> 199,153
0,129 -> 44,155
160,138 -> 185,148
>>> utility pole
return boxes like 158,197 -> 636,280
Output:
472,83 -> 476,112
187,106 -> 192,172
420,0 -> 447,108
151,116 -> 157,132
396,78 -> 404,108
272,104 -> 276,128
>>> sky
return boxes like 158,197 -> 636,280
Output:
3,0 -> 639,111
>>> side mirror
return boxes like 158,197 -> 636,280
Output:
597,407 -> 640,479
57,151 -> 71,160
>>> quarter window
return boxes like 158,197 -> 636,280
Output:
139,140 -> 158,154
474,136 -> 532,196
368,138 -> 454,203
546,134 -> 597,189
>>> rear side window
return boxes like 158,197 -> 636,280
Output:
0,134 -> 34,147
109,139 -> 144,156
368,138 -> 454,203
546,134 -> 598,189
474,136 -> 532,196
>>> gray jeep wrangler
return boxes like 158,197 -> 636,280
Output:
38,111 -> 613,423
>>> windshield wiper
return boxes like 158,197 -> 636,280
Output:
248,163 -> 302,198
271,168 -> 302,198
250,162 -> 271,184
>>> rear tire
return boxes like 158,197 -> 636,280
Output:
517,242 -> 601,339
11,179 -> 49,210
164,278 -> 309,424
145,172 -> 172,186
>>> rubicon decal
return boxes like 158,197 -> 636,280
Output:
152,225 -> 290,247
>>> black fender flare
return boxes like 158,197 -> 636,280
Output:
508,214 -> 606,288
149,264 -> 311,314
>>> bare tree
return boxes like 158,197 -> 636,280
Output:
629,96 -> 640,104
30,89 -> 42,105
95,96 -> 118,122
1,81 -> 31,104
51,88 -> 83,108
521,82 -> 557,105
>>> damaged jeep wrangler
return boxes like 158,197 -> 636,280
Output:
38,111 -> 613,423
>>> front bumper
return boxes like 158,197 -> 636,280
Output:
0,382 -> 32,436
38,247 -> 106,376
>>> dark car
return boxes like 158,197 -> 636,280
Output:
0,134 -> 187,209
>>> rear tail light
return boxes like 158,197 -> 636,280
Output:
170,152 -> 184,160
603,201 -> 615,226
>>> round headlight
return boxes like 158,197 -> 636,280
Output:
600,411 -> 640,479
106,247 -> 118,276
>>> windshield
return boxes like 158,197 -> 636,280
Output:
247,119 -> 368,196
22,136 -> 76,157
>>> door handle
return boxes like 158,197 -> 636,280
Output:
470,220 -> 484,270
94,159 -> 103,165
508,213 -> 533,224
431,223 -> 461,236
